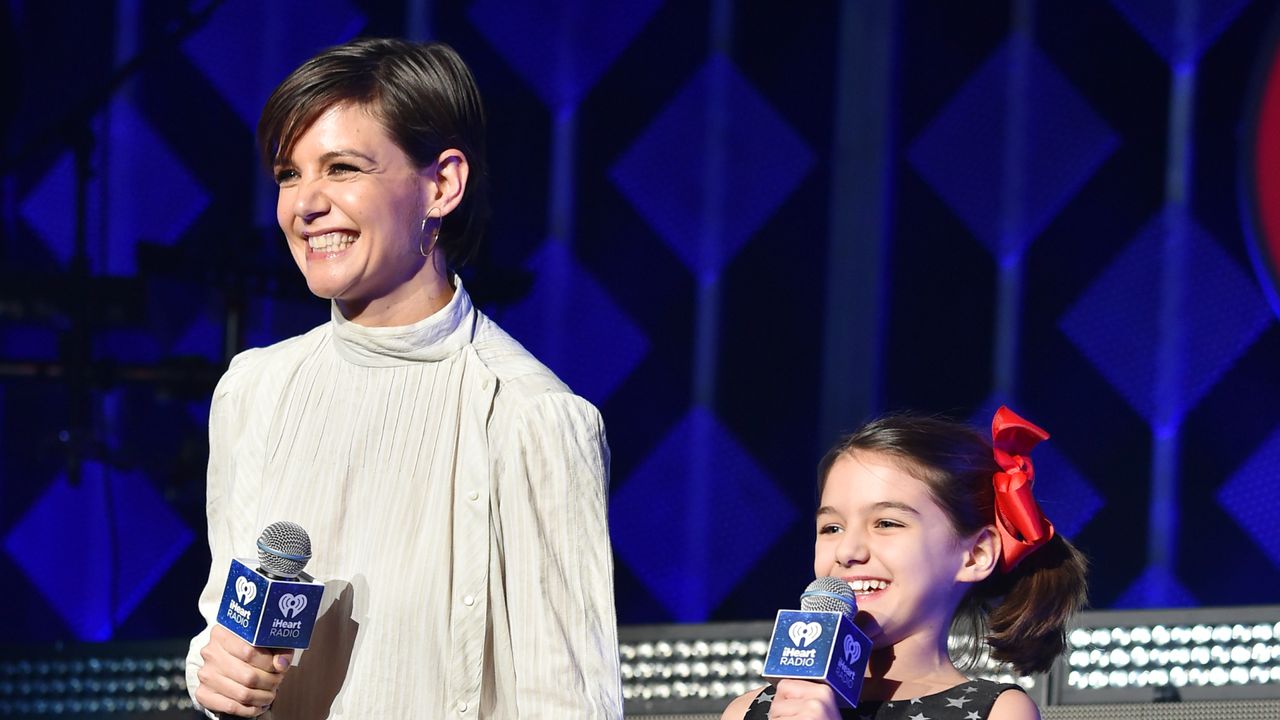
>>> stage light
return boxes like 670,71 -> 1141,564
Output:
0,642 -> 192,717
1052,606 -> 1280,705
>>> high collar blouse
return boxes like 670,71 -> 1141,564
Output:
186,280 -> 622,718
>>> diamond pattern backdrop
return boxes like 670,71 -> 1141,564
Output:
1060,210 -> 1273,428
20,98 -> 210,275
3,0 -> 1280,645
907,37 -> 1119,261
610,54 -> 816,278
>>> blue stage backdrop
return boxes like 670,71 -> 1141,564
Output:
2,0 -> 1280,643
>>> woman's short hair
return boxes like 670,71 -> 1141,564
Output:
258,37 -> 489,268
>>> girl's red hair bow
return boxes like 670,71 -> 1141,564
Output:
991,406 -> 1054,572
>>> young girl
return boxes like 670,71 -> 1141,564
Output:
723,407 -> 1087,720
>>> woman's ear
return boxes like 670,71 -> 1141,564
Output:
956,525 -> 1000,584
424,148 -> 469,215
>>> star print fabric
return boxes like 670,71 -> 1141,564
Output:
740,678 -> 1025,719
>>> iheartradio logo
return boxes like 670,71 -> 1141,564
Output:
235,576 -> 257,605
787,621 -> 823,647
278,593 -> 308,619
843,634 -> 860,664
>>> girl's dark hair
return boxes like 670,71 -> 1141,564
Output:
817,412 -> 1088,675
258,38 -> 489,268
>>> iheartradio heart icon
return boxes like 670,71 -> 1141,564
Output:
235,576 -> 257,605
787,621 -> 823,647
843,633 -> 860,664
278,593 -> 308,619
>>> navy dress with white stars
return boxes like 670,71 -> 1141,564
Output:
740,678 -> 1026,720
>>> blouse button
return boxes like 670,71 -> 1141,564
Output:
468,490 -> 480,501
457,700 -> 469,713
463,595 -> 475,607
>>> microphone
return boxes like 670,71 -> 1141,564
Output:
762,577 -> 873,708
215,521 -> 324,649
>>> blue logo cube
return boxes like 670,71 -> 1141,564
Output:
216,558 -> 324,649
763,609 -> 872,707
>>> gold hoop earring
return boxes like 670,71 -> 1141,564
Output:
419,206 -> 443,258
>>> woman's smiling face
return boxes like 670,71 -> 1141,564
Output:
814,451 -> 976,649
274,102 -> 441,325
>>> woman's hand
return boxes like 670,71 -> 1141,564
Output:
194,624 -> 294,717
768,679 -> 842,720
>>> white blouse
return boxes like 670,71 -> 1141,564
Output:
185,280 -> 622,718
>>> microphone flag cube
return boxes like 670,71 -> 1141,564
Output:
762,609 -> 872,707
216,558 -> 324,649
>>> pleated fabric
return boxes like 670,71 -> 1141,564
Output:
186,281 -> 622,719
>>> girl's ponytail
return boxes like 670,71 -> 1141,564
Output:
976,533 -> 1088,674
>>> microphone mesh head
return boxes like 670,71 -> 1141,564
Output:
256,521 -> 312,579
800,577 -> 856,618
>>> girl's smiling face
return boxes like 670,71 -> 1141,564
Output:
814,451 -> 993,649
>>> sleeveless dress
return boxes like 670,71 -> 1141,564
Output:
742,678 -> 1026,720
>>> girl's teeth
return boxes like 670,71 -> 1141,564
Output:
850,579 -> 888,593
308,232 -> 357,251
